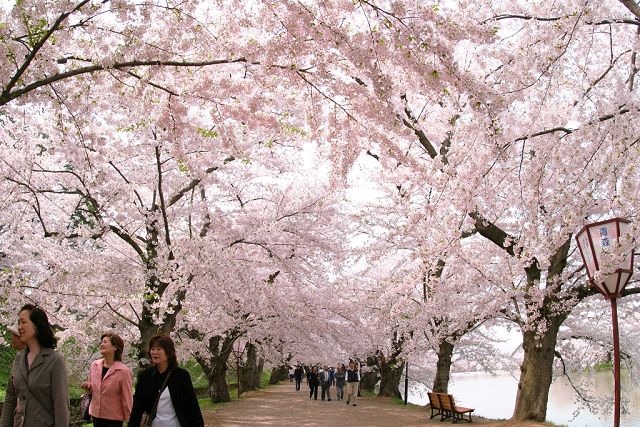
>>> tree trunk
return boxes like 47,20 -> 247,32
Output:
193,334 -> 235,403
378,359 -> 404,398
360,371 -> 377,393
207,361 -> 231,403
432,339 -> 454,393
255,357 -> 265,388
133,221 -> 186,362
136,310 -> 158,362
512,314 -> 565,421
470,217 -> 575,423
241,343 -> 260,391
135,297 -> 184,363
269,365 -> 288,384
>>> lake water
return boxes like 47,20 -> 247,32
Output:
406,371 -> 640,427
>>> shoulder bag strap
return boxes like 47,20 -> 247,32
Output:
149,369 -> 173,420
23,354 -> 46,414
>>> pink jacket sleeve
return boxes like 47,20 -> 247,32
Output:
121,367 -> 133,420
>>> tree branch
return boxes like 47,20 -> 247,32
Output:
401,94 -> 437,158
468,211 -> 519,257
1,0 -> 91,102
125,70 -> 179,96
619,0 -> 640,20
108,160 -> 145,207
168,165 -> 219,207
155,145 -> 172,249
0,57 -> 250,106
514,105 -> 632,142
487,13 -> 639,27
105,302 -> 140,328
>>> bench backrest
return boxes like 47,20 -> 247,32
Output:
436,392 -> 455,411
427,392 -> 441,409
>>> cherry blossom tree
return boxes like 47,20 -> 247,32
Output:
330,1 -> 640,421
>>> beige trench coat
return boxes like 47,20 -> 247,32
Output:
0,348 -> 69,427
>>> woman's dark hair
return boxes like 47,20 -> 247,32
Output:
19,304 -> 57,349
147,333 -> 177,368
101,331 -> 125,362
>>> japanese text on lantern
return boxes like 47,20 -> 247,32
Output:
600,226 -> 611,250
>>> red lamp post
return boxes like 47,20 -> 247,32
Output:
232,338 -> 247,396
575,217 -> 635,427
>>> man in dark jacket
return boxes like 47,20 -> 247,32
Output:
319,365 -> 332,401
294,365 -> 304,391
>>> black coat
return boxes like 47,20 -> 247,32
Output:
129,366 -> 204,427
308,371 -> 319,386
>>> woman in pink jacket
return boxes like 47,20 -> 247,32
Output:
81,332 -> 133,427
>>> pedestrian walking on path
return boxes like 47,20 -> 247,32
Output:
81,332 -> 133,426
319,365 -> 332,401
129,334 -> 203,427
0,304 -> 70,427
308,366 -> 319,400
334,364 -> 346,400
294,365 -> 304,391
345,361 -> 359,406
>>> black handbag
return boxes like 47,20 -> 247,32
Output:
141,369 -> 173,427
80,393 -> 92,421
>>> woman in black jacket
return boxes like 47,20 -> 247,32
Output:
129,334 -> 204,427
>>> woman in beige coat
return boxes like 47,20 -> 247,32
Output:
0,304 -> 69,427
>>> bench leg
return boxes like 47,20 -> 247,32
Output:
452,412 -> 473,424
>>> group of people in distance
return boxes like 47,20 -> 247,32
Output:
0,304 -> 204,427
291,361 -> 361,406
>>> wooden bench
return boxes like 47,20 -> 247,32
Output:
429,392 -> 475,423
427,392 -> 442,419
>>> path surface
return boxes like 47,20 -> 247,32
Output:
202,382 -> 550,427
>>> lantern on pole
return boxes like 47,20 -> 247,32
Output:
575,217 -> 635,427
232,338 -> 247,396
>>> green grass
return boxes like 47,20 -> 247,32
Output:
391,395 -> 421,407
260,369 -> 271,387
0,336 -> 17,402
196,368 -> 274,412
198,395 -> 229,411
593,361 -> 613,371
183,359 -> 208,388
69,384 -> 86,399
359,388 -> 377,398
183,359 -> 272,391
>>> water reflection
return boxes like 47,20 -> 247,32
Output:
406,371 -> 640,427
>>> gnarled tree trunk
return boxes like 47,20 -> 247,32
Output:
432,339 -> 454,393
207,361 -> 231,403
269,365 -> 288,384
471,214 -> 576,422
134,220 -> 187,362
255,357 -> 265,388
193,334 -> 235,403
378,359 -> 404,398
512,314 -> 566,421
360,370 -> 378,393
241,343 -> 262,391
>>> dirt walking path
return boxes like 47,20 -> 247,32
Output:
201,382 -> 550,427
